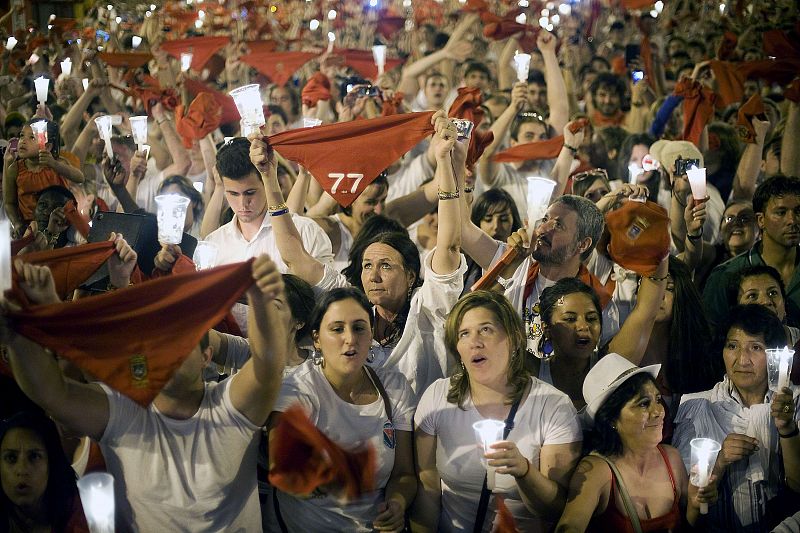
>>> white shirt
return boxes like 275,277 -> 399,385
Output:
330,213 -> 353,274
206,212 -> 334,335
134,158 -> 164,214
386,152 -> 435,203
272,362 -> 415,531
313,249 -> 468,400
415,377 -> 582,532
98,380 -> 261,532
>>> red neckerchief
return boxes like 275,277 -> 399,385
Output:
523,261 -> 612,309
591,109 -> 625,128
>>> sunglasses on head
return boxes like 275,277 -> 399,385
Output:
572,168 -> 609,183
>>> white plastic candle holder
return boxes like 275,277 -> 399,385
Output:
690,437 -> 721,515
0,219 -> 11,295
132,35 -> 142,49
60,58 -> 72,77
30,120 -> 48,150
526,177 -> 557,228
34,76 -> 50,104
303,118 -> 323,128
628,162 -> 644,184
141,144 -> 151,160
513,52 -> 531,83
94,116 -> 114,158
155,194 -> 190,245
230,84 -> 265,128
180,52 -> 193,72
686,166 -> 707,201
193,241 -> 219,270
5,37 -> 17,51
472,419 -> 505,490
452,119 -> 474,142
372,45 -> 387,76
129,116 -> 149,151
82,78 -> 89,91
766,347 -> 794,393
77,472 -> 115,533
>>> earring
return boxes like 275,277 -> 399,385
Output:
312,348 -> 324,366
539,336 -> 554,358
367,346 -> 376,363
407,285 -> 414,301
460,360 -> 466,373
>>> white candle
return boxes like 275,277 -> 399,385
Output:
372,45 -> 387,76
472,420 -> 505,491
690,438 -> 721,515
131,35 -> 142,49
180,52 -> 193,72
34,76 -> 50,104
766,347 -> 794,392
154,194 -> 190,245
0,219 -> 11,295
327,32 -> 335,53
141,144 -> 151,160
77,473 -> 115,533
5,37 -> 17,51
82,78 -> 89,91
60,58 -> 72,77
513,52 -> 531,83
30,120 -> 48,150
686,166 -> 707,201
628,162 -> 644,184
526,177 -> 557,229
94,115 -> 114,158
129,116 -> 149,151
229,84 -> 265,128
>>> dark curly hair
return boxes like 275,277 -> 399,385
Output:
592,372 -> 656,456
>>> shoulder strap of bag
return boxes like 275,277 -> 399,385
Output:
589,452 -> 644,533
472,398 -> 522,533
365,365 -> 392,422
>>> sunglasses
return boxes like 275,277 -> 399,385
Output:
572,167 -> 609,183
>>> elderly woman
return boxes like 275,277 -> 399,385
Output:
1,411 -> 87,532
556,354 -> 713,532
412,290 -> 582,532
268,287 -> 416,531
257,111 -> 468,399
673,304 -> 800,532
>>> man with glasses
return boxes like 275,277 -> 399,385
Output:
703,175 -> 800,333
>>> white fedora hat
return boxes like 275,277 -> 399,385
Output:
582,353 -> 661,425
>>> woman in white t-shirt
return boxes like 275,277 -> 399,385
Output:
268,287 -> 416,533
412,290 -> 583,532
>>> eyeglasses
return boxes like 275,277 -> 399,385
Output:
572,168 -> 609,183
723,213 -> 755,226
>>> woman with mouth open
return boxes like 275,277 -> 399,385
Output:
0,411 -> 88,532
556,354 -> 716,532
412,290 -> 583,532
260,111 -> 468,401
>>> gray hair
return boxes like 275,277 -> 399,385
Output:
553,195 -> 605,261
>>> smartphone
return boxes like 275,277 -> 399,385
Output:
632,69 -> 644,85
9,138 -> 18,154
625,44 -> 641,67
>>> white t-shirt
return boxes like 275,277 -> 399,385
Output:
134,158 -> 164,214
385,152 -> 435,202
415,377 -> 582,532
272,362 -> 415,531
98,379 -> 261,532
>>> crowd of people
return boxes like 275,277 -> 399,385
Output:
0,0 -> 799,531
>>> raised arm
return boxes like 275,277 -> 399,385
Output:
2,147 -> 21,232
151,102 -> 191,177
478,82 -> 527,187
230,255 -> 289,426
397,36 -> 472,98
200,167 -> 226,238
61,80 -> 103,148
538,31 -> 568,134
4,262 -> 109,441
782,99 -> 800,177
550,120 -> 586,195
430,112 -> 462,275
250,133 -> 325,285
498,37 -> 520,91
731,118 -> 770,201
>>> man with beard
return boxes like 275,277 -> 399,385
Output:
704,175 -> 800,332
461,194 -> 620,358
588,72 -> 650,132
